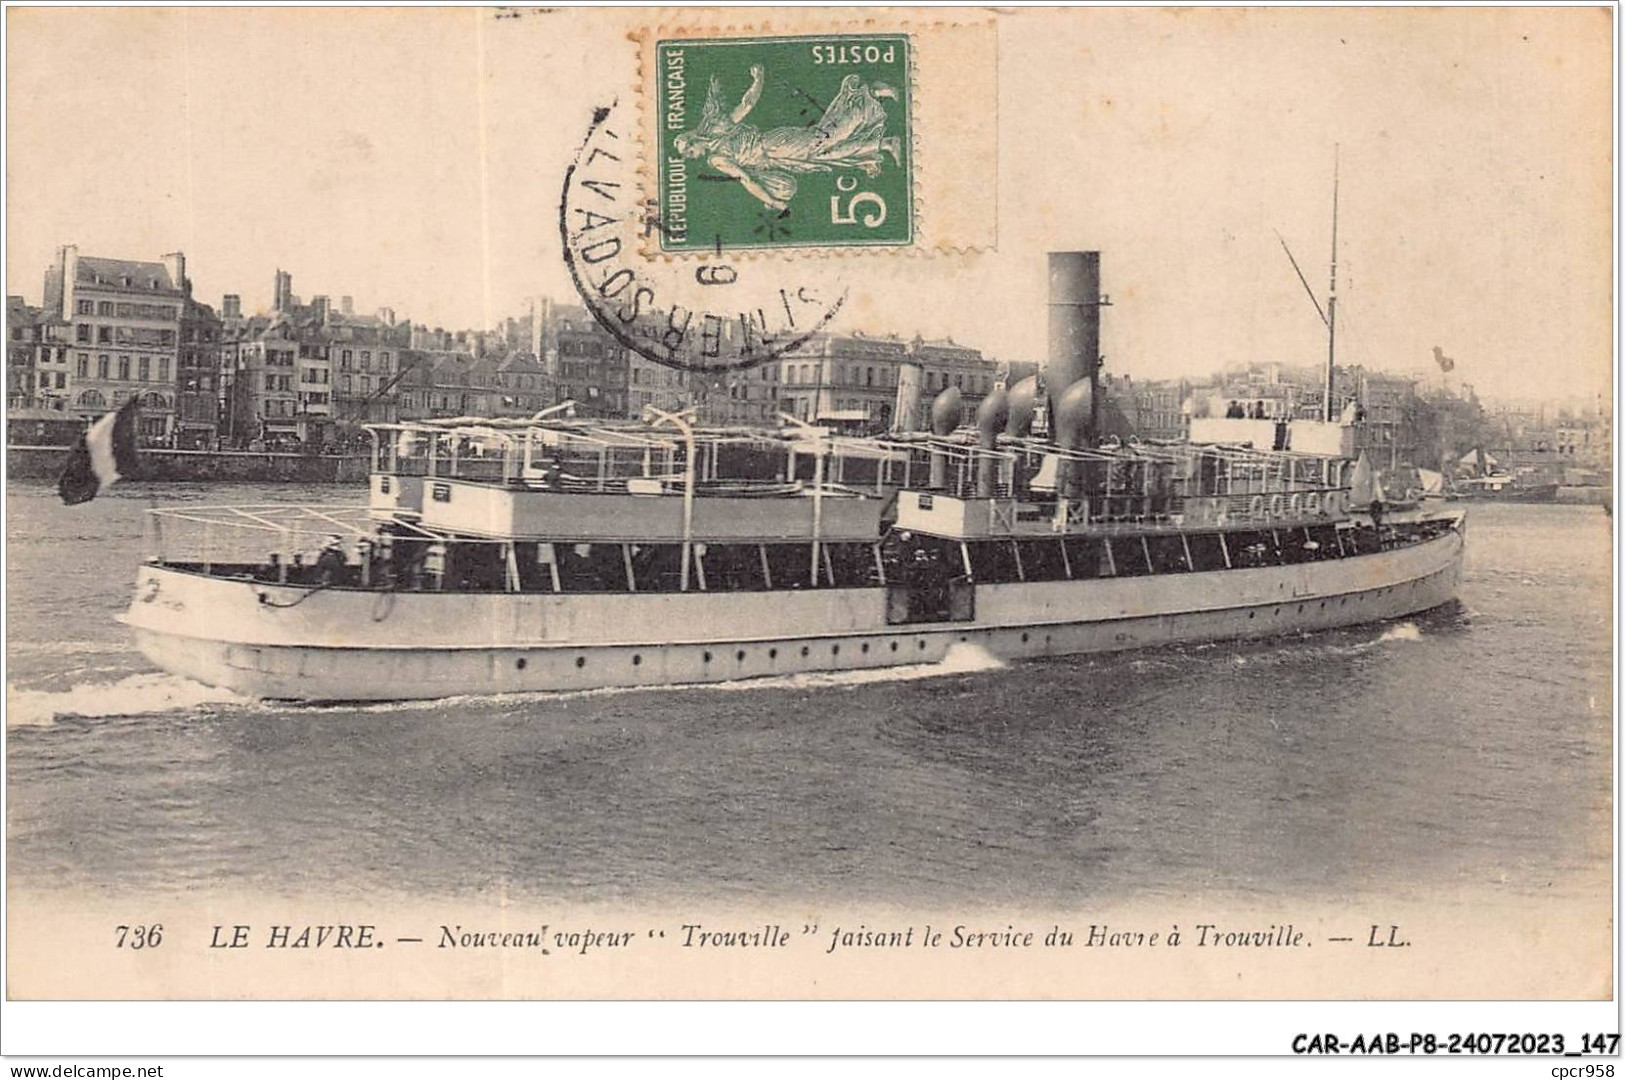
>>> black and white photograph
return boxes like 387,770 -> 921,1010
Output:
3,3 -> 1616,1060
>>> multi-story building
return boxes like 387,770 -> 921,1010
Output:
217,315 -> 266,446
627,353 -> 690,420
176,297 -> 222,448
1335,366 -> 1417,463
551,306 -> 627,419
1119,376 -> 1191,441
328,316 -> 402,431
495,353 -> 553,418
239,316 -> 301,446
7,297 -> 47,410
775,332 -> 997,431
45,245 -> 185,443
778,332 -> 907,427
909,337 -> 995,428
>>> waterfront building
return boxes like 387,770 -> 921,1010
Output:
393,350 -> 436,422
908,337 -> 995,428
6,297 -> 70,412
328,314 -> 404,430
217,316 -> 268,447
626,353 -> 690,419
551,305 -> 627,419
778,332 -> 907,428
238,316 -> 301,447
1118,375 -> 1192,442
775,331 -> 997,431
176,297 -> 223,449
45,245 -> 185,442
494,352 -> 553,418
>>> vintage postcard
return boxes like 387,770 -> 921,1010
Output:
2,3 -> 1616,1056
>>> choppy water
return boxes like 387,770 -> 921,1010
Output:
4,480 -> 1613,906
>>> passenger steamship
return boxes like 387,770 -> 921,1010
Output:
119,252 -> 1465,702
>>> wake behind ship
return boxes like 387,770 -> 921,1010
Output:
119,252 -> 1465,701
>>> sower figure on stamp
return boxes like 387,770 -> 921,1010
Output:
675,66 -> 903,212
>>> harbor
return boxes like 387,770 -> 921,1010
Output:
4,478 -> 1611,909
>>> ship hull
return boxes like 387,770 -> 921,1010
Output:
121,526 -> 1464,702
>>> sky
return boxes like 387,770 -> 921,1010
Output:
6,6 -> 1613,401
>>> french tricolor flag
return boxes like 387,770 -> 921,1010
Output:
57,397 -> 141,505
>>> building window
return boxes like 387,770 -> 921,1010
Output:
117,356 -> 130,380
76,353 -> 89,377
55,371 -> 66,389
97,326 -> 112,345
116,303 -> 133,318
97,355 -> 110,379
75,300 -> 93,316
138,357 -> 150,381
75,324 -> 90,343
158,358 -> 170,381
96,301 -> 113,316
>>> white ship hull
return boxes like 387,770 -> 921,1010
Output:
120,525 -> 1464,702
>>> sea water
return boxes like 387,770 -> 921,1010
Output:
4,480 -> 1612,907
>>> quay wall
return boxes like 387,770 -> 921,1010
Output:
5,445 -> 370,484
1554,485 -> 1612,506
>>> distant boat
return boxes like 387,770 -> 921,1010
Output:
1448,472 -> 1559,503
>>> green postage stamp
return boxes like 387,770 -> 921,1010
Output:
655,34 -> 913,253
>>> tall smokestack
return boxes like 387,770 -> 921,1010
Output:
891,358 -> 923,432
1046,252 -> 1102,439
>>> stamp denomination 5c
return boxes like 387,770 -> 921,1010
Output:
657,34 -> 913,253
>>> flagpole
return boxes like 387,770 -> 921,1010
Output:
1324,145 -> 1340,424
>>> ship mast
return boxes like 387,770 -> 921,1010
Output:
1324,145 -> 1340,423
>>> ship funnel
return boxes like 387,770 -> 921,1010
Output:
1047,252 -> 1102,440
928,386 -> 962,490
891,358 -> 924,433
975,384 -> 1009,497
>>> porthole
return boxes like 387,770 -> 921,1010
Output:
800,645 -> 810,657
861,642 -> 870,654
575,656 -> 586,669
768,648 -> 778,660
703,651 -> 713,663
890,641 -> 899,652
1248,612 -> 1255,619
736,649 -> 746,662
516,658 -> 527,671
832,644 -> 840,656
918,640 -> 926,650
1021,632 -> 1030,643
632,654 -> 642,666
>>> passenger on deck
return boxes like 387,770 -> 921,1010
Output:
263,552 -> 284,582
315,536 -> 349,585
